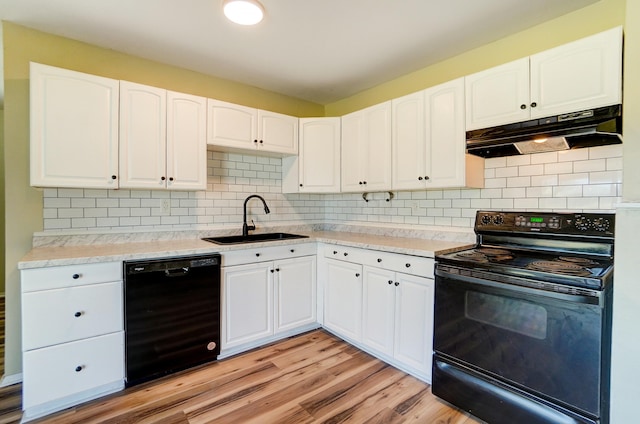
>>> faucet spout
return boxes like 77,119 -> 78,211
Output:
242,195 -> 270,237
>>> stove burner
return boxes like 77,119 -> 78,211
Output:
558,256 -> 600,266
526,260 -> 592,277
454,248 -> 513,263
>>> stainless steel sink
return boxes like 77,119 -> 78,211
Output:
202,232 -> 309,245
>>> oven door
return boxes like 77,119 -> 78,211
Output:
433,265 -> 611,424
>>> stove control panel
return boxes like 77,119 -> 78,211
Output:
475,211 -> 615,236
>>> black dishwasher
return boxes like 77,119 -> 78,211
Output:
124,253 -> 221,387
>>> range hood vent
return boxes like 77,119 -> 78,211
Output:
466,105 -> 622,158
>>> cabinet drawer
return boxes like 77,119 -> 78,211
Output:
322,245 -> 369,264
22,281 -> 123,350
22,262 -> 122,292
222,243 -> 316,267
362,252 -> 434,278
23,332 -> 124,410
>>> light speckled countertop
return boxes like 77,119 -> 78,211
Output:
18,231 -> 473,269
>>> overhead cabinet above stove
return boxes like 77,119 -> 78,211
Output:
465,26 -> 623,131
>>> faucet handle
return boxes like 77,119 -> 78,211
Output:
248,219 -> 256,231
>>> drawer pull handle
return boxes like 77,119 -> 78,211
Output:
72,273 -> 81,279
395,282 -> 400,286
405,263 -> 411,268
377,258 -> 382,263
355,273 -> 360,277
75,366 -> 83,372
388,280 -> 393,285
74,311 -> 83,318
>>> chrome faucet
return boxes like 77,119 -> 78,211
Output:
242,194 -> 271,236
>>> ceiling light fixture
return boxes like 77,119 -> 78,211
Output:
223,0 -> 264,25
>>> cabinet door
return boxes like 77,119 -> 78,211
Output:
392,91 -> 426,191
324,259 -> 362,341
394,273 -> 434,378
207,99 -> 257,149
119,81 -> 167,189
258,110 -> 299,155
30,62 -> 119,189
298,118 -> 341,193
166,91 -> 207,190
425,78 -> 467,188
362,267 -> 395,357
465,57 -> 530,130
275,256 -> 317,333
340,111 -> 364,192
222,263 -> 273,349
362,101 -> 392,191
530,26 -> 622,119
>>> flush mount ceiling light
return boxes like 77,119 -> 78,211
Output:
223,0 -> 264,25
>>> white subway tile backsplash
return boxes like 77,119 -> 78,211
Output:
42,146 -> 621,232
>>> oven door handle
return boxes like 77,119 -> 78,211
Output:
435,267 -> 603,305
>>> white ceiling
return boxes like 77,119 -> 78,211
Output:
0,0 -> 598,105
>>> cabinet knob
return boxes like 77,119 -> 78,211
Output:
363,181 -> 367,185
75,366 -> 83,372
377,258 -> 382,263
530,102 -> 537,108
355,273 -> 360,277
169,177 -> 174,182
259,140 -> 264,144
418,176 -> 423,181
161,176 -> 166,181
299,184 -> 303,187
425,176 -> 429,181
405,263 -> 411,268
72,273 -> 80,280
388,280 -> 393,285
254,139 -> 258,143
520,104 -> 527,110
333,251 -> 338,255
290,249 -> 295,253
276,268 -> 280,272
111,175 -> 117,180
256,253 -> 260,257
395,282 -> 400,287
270,269 -> 275,273
74,311 -> 82,318
359,181 -> 363,185
344,252 -> 348,256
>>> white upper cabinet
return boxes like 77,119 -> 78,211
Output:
341,101 -> 392,192
465,26 -> 623,130
165,91 -> 208,190
30,62 -> 120,189
392,79 -> 484,191
207,99 -> 298,156
119,81 -> 206,190
285,117 -> 341,193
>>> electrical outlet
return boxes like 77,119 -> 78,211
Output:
161,199 -> 171,215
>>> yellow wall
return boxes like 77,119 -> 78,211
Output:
0,108 -> 4,296
325,0 -> 626,116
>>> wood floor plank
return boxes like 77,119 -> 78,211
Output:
3,330 -> 483,424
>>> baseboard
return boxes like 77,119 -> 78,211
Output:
1,372 -> 23,387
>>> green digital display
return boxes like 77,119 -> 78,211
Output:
530,217 -> 544,223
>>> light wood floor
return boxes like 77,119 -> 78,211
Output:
0,329 -> 482,424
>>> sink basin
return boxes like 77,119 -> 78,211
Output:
202,232 -> 309,245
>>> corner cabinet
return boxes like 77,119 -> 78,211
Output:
282,117 -> 341,193
207,99 -> 298,156
322,245 -> 436,382
119,81 -> 207,190
30,62 -> 120,189
20,262 -> 124,421
465,26 -> 623,130
341,101 -> 392,192
220,243 -> 317,357
392,78 -> 484,190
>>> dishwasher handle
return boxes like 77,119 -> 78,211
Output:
165,267 -> 190,277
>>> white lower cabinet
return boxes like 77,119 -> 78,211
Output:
20,262 -> 124,421
221,245 -> 317,356
322,245 -> 435,382
324,258 -> 363,342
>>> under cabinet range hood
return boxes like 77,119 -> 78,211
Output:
466,105 -> 622,158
